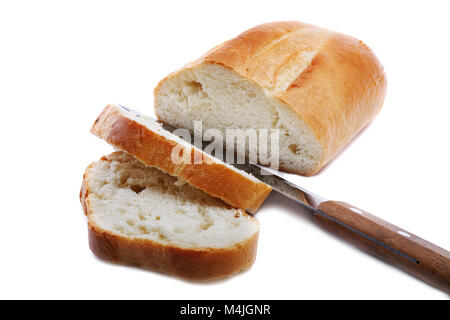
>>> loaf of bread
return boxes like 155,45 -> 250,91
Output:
80,152 -> 259,280
154,21 -> 387,175
91,104 -> 272,213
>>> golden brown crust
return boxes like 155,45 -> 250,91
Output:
80,155 -> 259,281
154,21 -> 387,175
276,32 -> 387,172
91,104 -> 272,213
87,225 -> 258,281
79,161 -> 94,216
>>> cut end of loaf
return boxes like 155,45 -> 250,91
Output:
155,63 -> 324,175
154,21 -> 387,176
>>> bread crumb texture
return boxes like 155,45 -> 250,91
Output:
156,63 -> 323,174
85,152 -> 259,249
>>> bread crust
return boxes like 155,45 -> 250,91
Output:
154,21 -> 387,175
80,155 -> 259,281
91,104 -> 272,213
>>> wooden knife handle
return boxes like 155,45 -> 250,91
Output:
314,200 -> 450,293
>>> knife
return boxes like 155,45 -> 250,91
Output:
121,105 -> 450,293
241,163 -> 450,293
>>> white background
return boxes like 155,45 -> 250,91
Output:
0,0 -> 449,299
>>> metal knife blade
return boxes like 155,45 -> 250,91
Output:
239,163 -> 326,209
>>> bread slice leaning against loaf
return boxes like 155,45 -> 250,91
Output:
80,152 -> 259,280
154,21 -> 387,176
91,104 -> 271,213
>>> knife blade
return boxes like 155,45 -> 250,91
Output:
119,105 -> 450,293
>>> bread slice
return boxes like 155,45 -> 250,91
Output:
154,21 -> 387,175
80,152 -> 259,280
91,104 -> 271,213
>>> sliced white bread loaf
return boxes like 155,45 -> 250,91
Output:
80,152 -> 259,280
154,21 -> 387,175
91,104 -> 272,213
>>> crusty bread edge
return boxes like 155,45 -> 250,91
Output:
91,104 -> 272,213
80,156 -> 259,281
